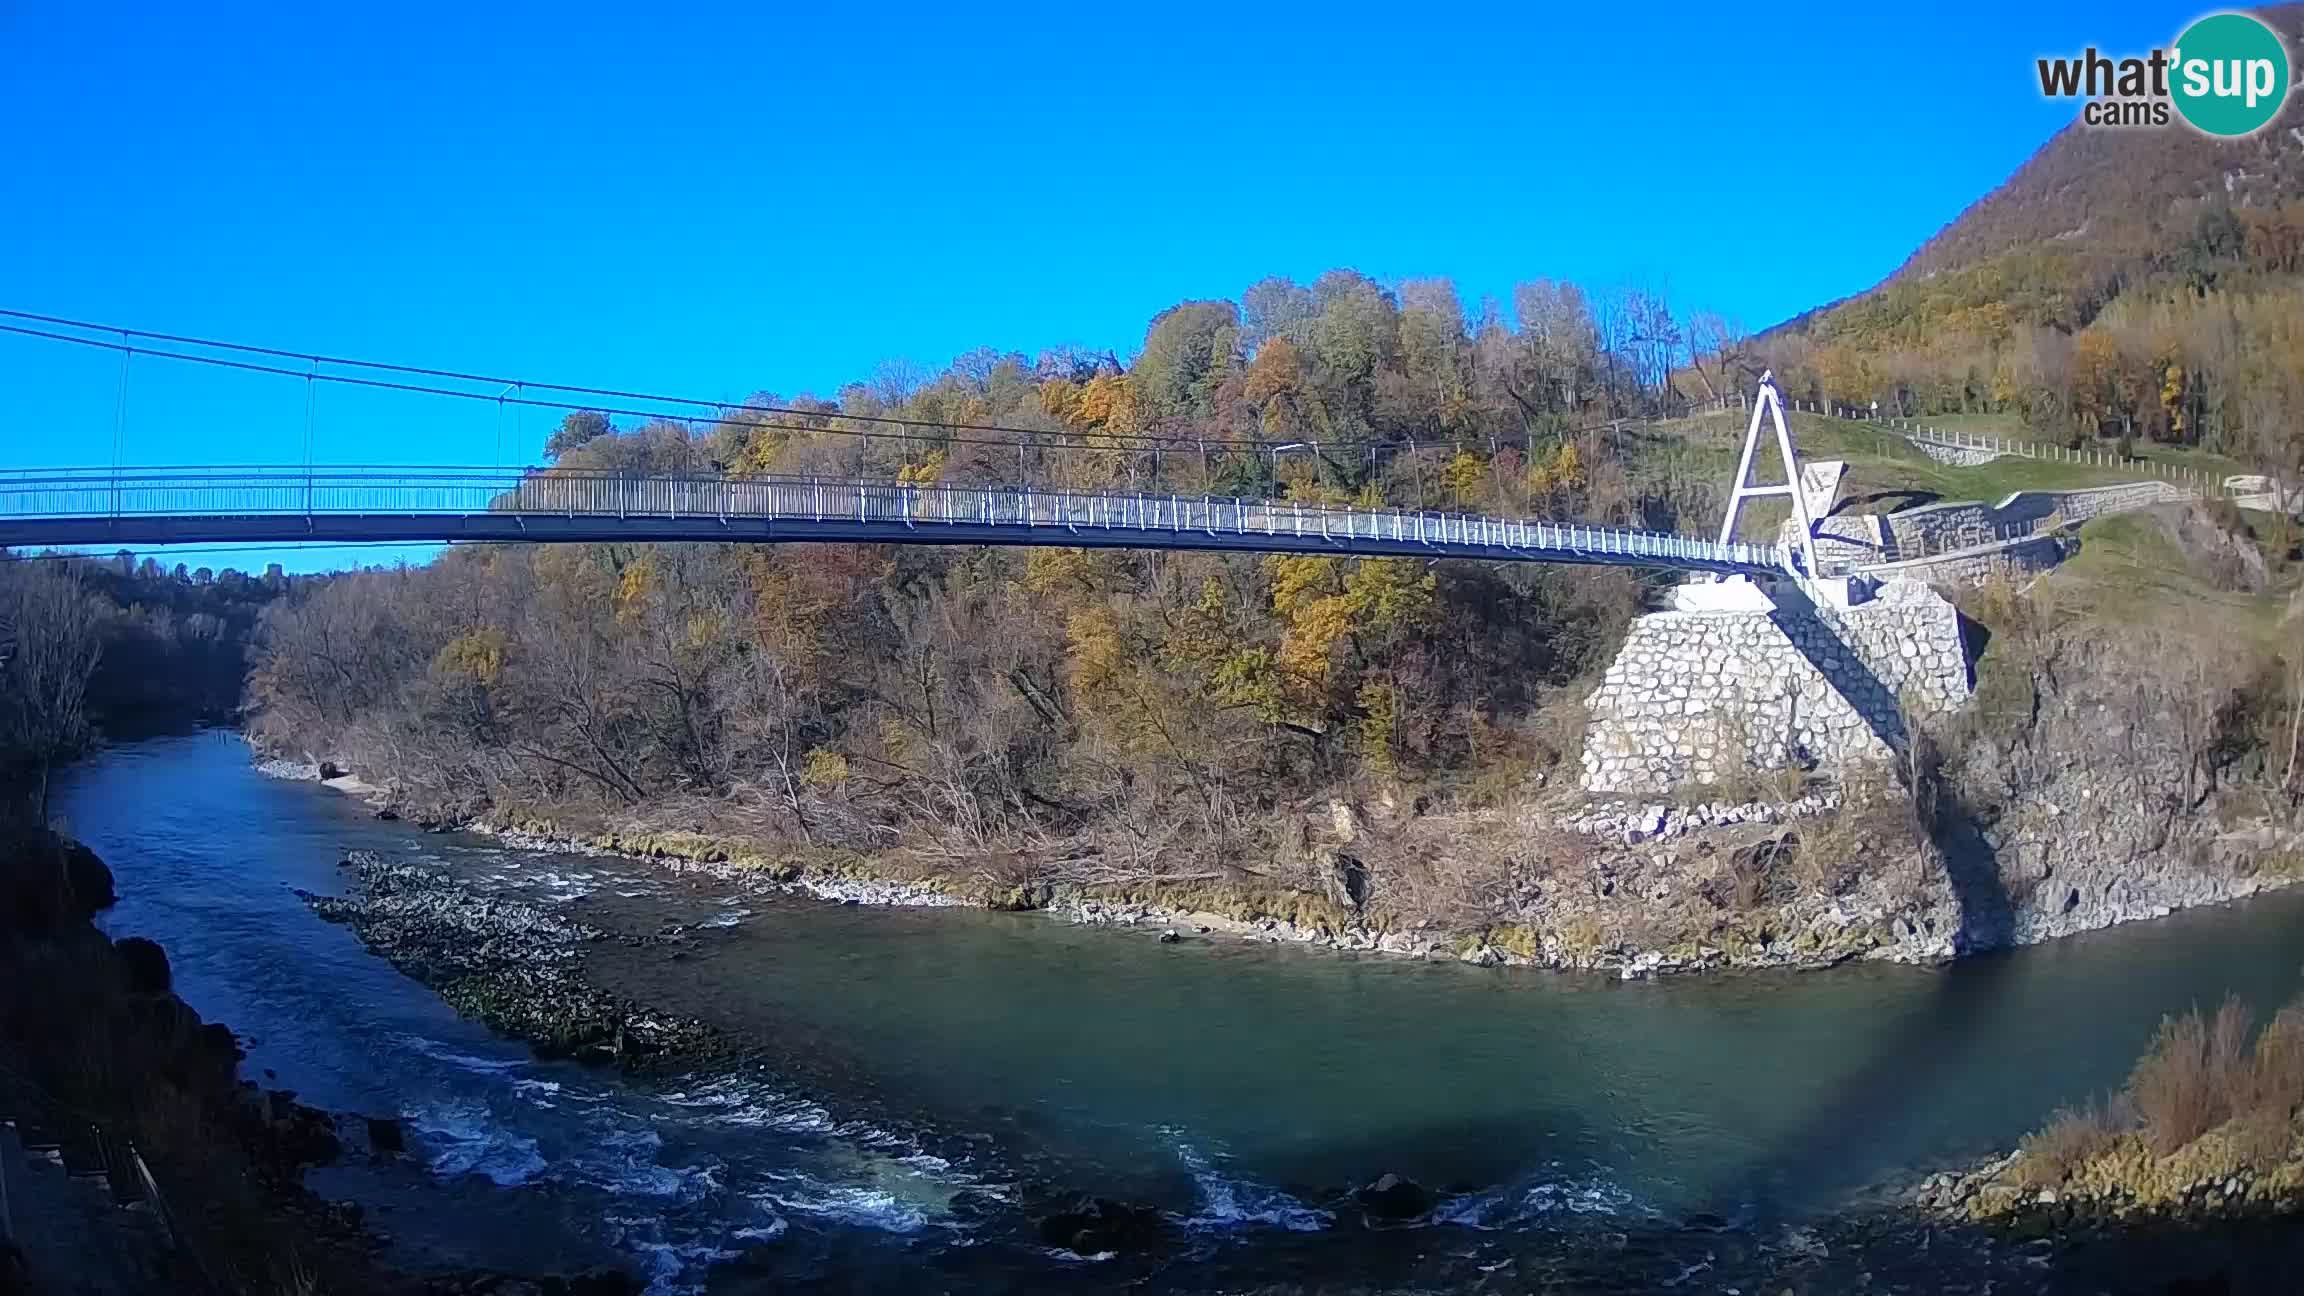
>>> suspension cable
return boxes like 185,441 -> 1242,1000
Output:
0,309 -> 1272,453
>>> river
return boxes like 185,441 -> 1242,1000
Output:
56,731 -> 2304,1293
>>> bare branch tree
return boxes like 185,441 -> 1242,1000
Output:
0,565 -> 106,823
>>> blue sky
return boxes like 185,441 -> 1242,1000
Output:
0,1 -> 2194,569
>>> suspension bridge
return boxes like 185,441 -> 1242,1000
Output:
0,311 -> 1791,577
0,467 -> 1777,574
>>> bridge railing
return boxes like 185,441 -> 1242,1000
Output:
0,467 -> 1776,571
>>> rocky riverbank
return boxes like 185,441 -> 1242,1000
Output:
417,802 -> 1879,979
0,827 -> 647,1295
1903,988 -> 2304,1259
269,687 -> 2304,977
273,752 -> 1889,976
1914,1150 -> 2302,1234
300,852 -> 729,1071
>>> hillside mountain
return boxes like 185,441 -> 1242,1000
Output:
1892,3 -> 2304,285
1750,5 -> 2304,464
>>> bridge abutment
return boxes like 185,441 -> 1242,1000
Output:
1578,578 -> 1970,794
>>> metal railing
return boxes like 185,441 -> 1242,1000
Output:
1807,477 -> 2215,577
0,467 -> 1779,573
1683,398 -> 2232,499
1878,418 -> 2226,497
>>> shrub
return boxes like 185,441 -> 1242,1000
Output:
2230,1108 -> 2295,1173
2128,998 -> 2248,1156
2208,996 -> 2255,1100
2248,1002 -> 2304,1117
2011,992 -> 2304,1196
1487,924 -> 1541,960
2015,1100 -> 2122,1188
1793,762 -> 1913,896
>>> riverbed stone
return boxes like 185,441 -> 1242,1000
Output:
300,854 -> 725,1072
1037,1196 -> 1168,1254
1354,1172 -> 1435,1221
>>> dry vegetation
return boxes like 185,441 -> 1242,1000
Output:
2010,994 -> 2304,1202
1948,508 -> 2304,819
240,268 -> 1731,938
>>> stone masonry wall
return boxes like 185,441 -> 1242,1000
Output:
1884,481 -> 2191,552
1806,512 -> 1888,567
1911,440 -> 2005,467
1580,579 -> 1971,794
1857,534 -> 2068,588
1780,481 -> 2195,576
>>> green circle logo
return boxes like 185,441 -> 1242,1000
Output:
2170,12 -> 2290,136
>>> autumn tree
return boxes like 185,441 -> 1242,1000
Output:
0,565 -> 104,823
544,410 -> 613,460
1395,278 -> 1472,436
1133,301 -> 1239,420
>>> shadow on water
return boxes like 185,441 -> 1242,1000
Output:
1240,1108 -> 1613,1201
1649,584 -> 2032,1220
1712,596 -> 2021,1206
1713,948 -> 2026,1214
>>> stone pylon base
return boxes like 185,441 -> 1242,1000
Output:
1580,579 -> 1970,794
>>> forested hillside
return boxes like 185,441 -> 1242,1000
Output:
248,270 -> 1699,882
1895,7 -> 2304,284
1,556 -> 283,818
1758,4 -> 2304,484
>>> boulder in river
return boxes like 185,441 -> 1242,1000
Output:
366,1115 -> 406,1156
115,935 -> 173,994
60,837 -> 117,913
304,854 -> 726,1075
1037,1196 -> 1168,1254
0,831 -> 116,929
1355,1171 -> 1435,1221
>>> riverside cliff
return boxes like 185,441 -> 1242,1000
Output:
0,827 -> 643,1295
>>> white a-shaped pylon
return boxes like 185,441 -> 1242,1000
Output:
1716,372 -> 1820,577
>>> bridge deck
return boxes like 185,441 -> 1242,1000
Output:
0,469 -> 1778,574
